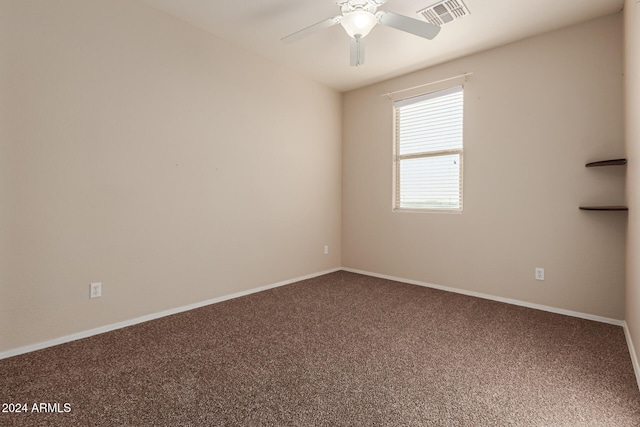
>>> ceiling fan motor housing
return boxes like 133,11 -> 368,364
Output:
337,0 -> 386,14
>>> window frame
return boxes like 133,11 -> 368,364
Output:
392,85 -> 464,213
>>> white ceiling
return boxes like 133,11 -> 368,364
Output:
138,0 -> 624,92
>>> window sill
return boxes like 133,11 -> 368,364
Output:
393,208 -> 463,214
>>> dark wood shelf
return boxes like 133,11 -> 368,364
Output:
581,159 -> 627,211
585,159 -> 627,167
579,206 -> 628,211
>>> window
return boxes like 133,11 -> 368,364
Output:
393,85 -> 464,212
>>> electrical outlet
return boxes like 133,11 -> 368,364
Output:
535,268 -> 545,281
324,245 -> 329,255
90,282 -> 102,298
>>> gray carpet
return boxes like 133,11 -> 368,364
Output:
1,271 -> 639,426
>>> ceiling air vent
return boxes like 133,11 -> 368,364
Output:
418,0 -> 470,26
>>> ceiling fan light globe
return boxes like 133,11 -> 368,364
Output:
340,10 -> 377,38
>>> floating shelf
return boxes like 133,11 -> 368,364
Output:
585,158 -> 627,167
580,158 -> 627,211
579,206 -> 628,211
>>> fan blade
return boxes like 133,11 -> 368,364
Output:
350,36 -> 365,67
281,16 -> 342,43
376,11 -> 441,40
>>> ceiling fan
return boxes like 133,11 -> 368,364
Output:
281,0 -> 441,67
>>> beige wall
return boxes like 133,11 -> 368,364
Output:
0,0 -> 342,353
343,14 -> 626,319
625,0 -> 640,361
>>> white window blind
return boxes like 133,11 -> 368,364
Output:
393,85 -> 464,211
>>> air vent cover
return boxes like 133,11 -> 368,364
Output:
418,0 -> 470,26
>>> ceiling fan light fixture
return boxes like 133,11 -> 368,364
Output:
340,10 -> 378,38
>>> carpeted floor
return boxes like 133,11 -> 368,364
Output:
1,271 -> 639,426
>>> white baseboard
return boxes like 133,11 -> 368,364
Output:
0,267 -> 341,360
3,266 -> 632,369
623,322 -> 640,391
341,268 -> 624,326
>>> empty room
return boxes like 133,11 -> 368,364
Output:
2,0 -> 640,425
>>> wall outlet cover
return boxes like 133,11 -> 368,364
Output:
90,282 -> 102,298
